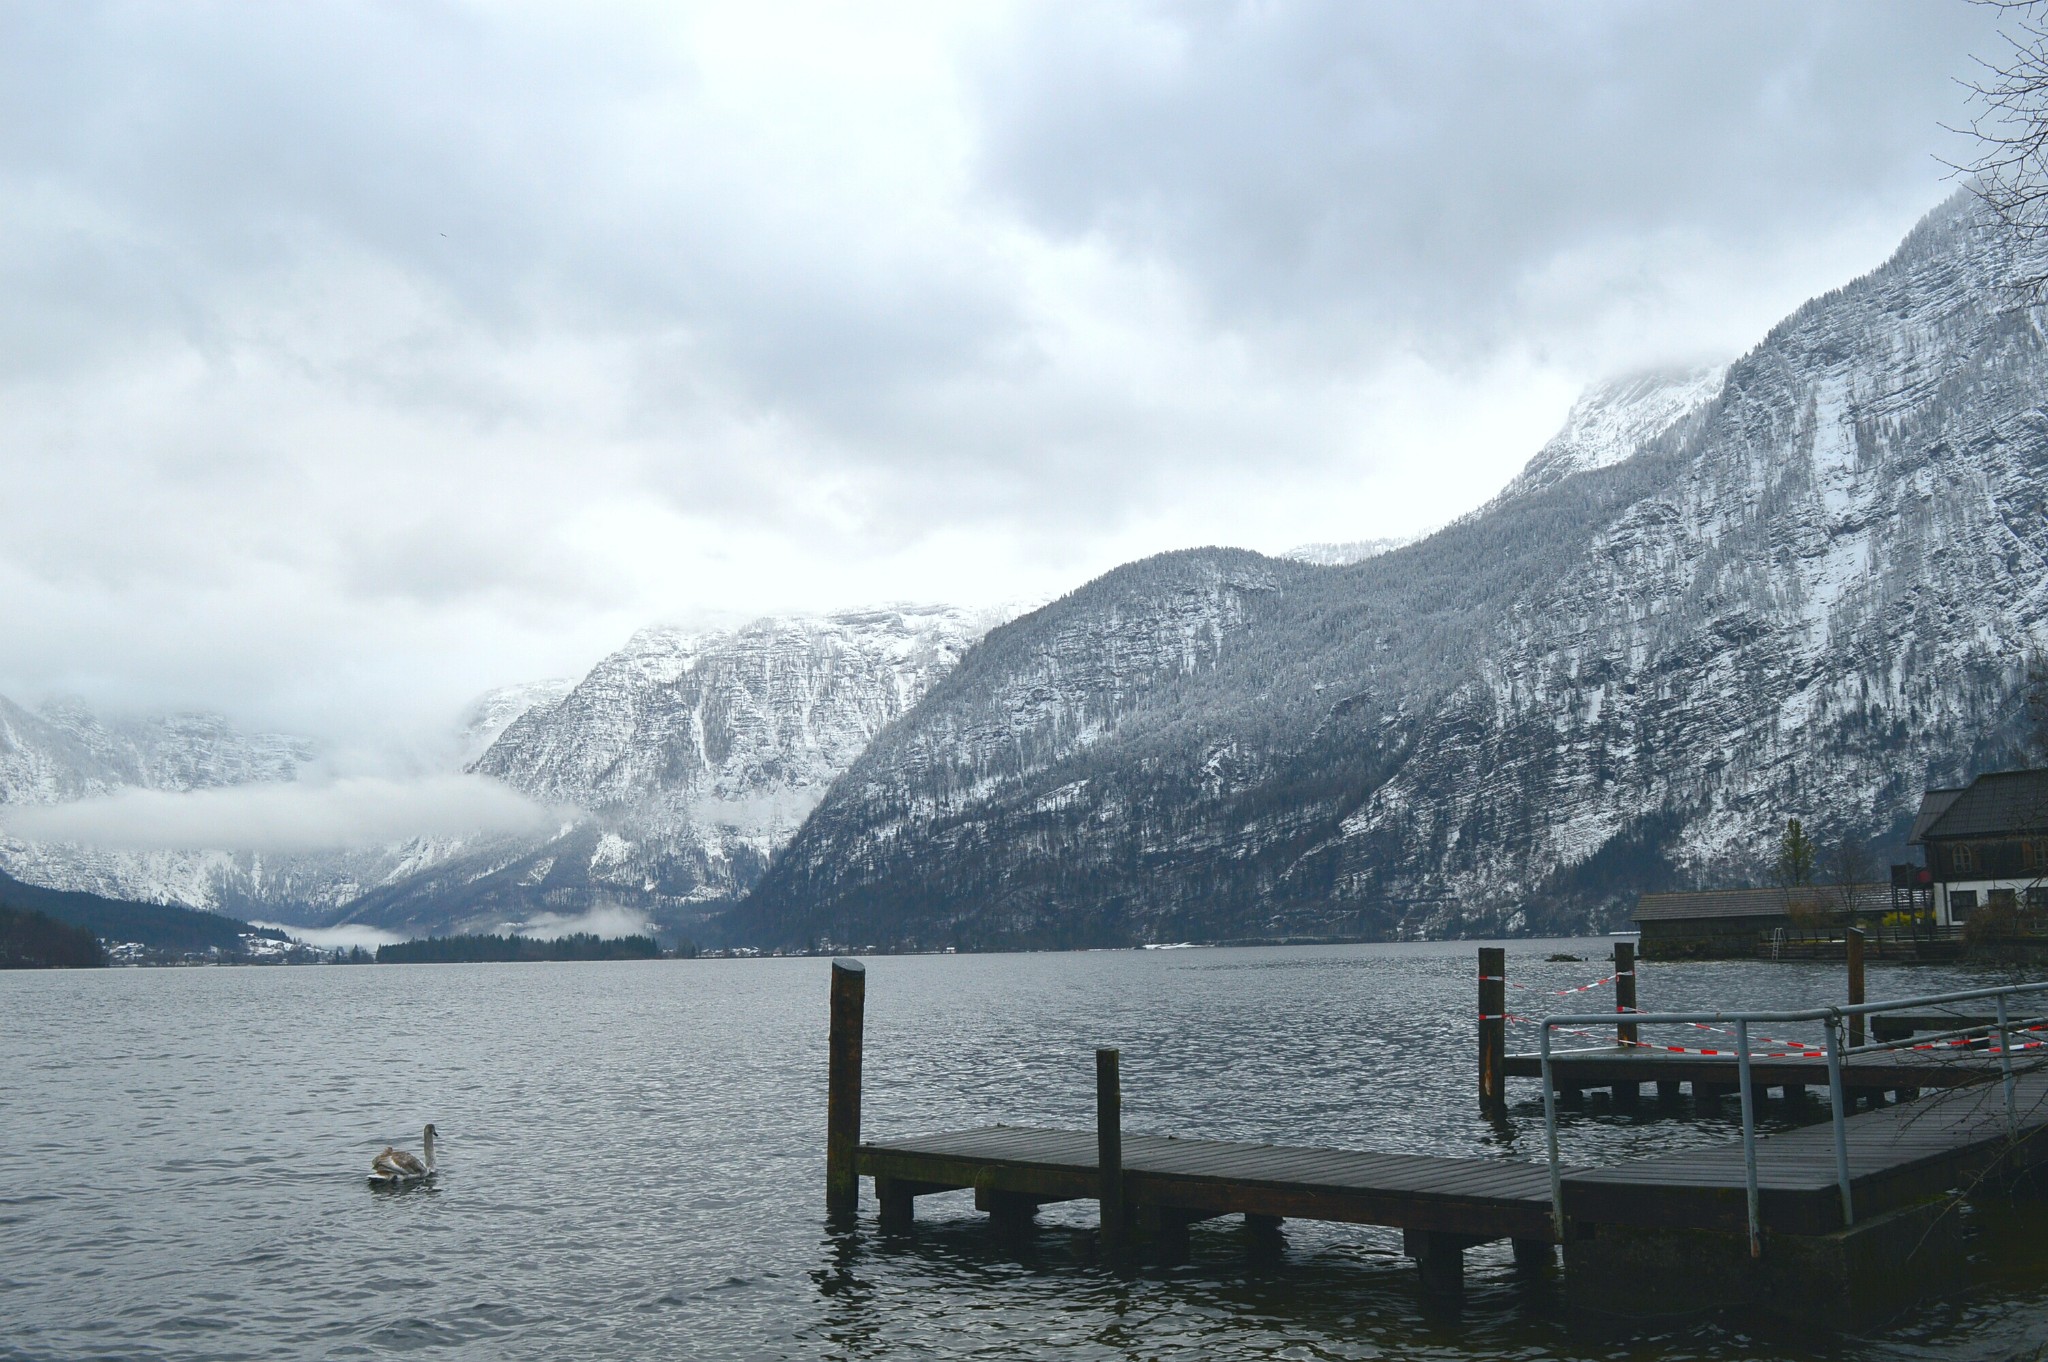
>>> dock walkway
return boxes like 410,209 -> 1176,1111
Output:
858,1071 -> 2048,1290
1567,1069 -> 2048,1235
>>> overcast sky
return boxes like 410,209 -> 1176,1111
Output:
0,0 -> 2011,756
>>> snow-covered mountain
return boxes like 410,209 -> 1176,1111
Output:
1,605 -> 1013,938
731,191 -> 2048,950
457,680 -> 578,766
324,604 -> 1013,937
1492,363 -> 1727,505
0,695 -> 309,804
0,696 -> 325,908
1282,539 -> 1412,567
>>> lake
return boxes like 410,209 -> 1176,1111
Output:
5,939 -> 2046,1360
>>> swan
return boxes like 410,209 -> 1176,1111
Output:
369,1124 -> 437,1184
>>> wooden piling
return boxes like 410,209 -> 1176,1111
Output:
1614,940 -> 1638,1049
1097,1047 -> 1125,1257
1479,946 -> 1507,1117
827,958 -> 866,1222
1847,928 -> 1866,1050
1404,1228 -> 1474,1296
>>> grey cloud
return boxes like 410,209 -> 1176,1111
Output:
966,1 -> 2000,360
0,1 -> 2019,750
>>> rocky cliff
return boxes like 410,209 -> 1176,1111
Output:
327,604 -> 1009,937
731,193 -> 2048,950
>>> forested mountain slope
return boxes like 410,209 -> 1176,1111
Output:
731,193 -> 2048,950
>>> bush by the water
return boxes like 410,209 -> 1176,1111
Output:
376,932 -> 663,964
0,904 -> 107,968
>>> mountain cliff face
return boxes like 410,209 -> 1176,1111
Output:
0,606 -> 1003,937
0,696 -> 323,908
732,194 -> 2048,950
327,604 -> 1008,936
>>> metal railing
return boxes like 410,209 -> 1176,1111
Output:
1538,979 -> 2048,1259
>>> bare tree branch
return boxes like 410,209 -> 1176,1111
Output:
1945,0 -> 2048,294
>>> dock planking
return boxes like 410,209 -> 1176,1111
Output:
860,1070 -> 2048,1253
1565,1068 -> 2048,1235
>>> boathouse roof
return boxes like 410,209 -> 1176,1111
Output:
1633,884 -> 1892,923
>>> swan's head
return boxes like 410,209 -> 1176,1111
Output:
424,1123 -> 437,1139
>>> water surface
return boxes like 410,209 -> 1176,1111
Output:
5,940 -> 2045,1360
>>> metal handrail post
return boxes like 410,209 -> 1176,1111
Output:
1825,1011 -> 1853,1226
1997,993 -> 2018,1140
1541,1023 -> 1564,1242
1736,1019 -> 1761,1258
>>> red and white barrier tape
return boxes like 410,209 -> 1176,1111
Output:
1505,1012 -> 1824,1058
1503,972 -> 1621,997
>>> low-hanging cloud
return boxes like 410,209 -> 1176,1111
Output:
252,921 -> 405,952
0,774 -> 565,852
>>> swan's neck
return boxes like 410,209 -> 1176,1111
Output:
423,1127 -> 436,1170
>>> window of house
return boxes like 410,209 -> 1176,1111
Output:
2026,886 -> 2048,911
1950,889 -> 1979,921
2024,839 -> 2048,871
1951,842 -> 1979,873
1990,888 -> 2019,911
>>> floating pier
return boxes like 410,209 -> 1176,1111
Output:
1500,938 -> 2015,1106
825,955 -> 2048,1329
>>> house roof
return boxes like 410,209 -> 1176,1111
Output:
1633,883 -> 1893,923
1911,769 -> 2048,842
1907,787 -> 1965,843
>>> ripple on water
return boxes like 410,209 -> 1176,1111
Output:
1,944 -> 2044,1360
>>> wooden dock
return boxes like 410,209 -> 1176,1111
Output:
853,1070 -> 2048,1308
860,1126 -> 1563,1287
823,956 -> 2048,1326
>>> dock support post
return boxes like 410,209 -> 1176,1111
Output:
1404,1229 -> 1471,1296
1479,946 -> 1506,1117
876,1176 -> 914,1232
1614,940 -> 1638,1049
827,958 -> 866,1224
1139,1204 -> 1193,1265
981,1188 -> 1041,1234
1097,1047 -> 1125,1259
1512,1237 -> 1555,1271
1846,928 -> 1866,1051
